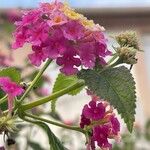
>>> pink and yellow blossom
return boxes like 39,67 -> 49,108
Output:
12,1 -> 111,75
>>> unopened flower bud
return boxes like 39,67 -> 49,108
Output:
115,31 -> 140,50
116,46 -> 137,64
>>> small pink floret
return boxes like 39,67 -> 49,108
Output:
0,77 -> 24,112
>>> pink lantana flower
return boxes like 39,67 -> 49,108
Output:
0,77 -> 24,112
26,23 -> 49,46
83,101 -> 105,121
47,11 -> 67,27
78,42 -> 95,68
80,93 -> 120,150
44,29 -> 67,59
12,29 -> 26,49
28,45 -> 48,67
12,1 -> 112,75
56,48 -> 81,75
62,20 -> 84,41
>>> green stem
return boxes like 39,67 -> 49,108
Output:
0,95 -> 7,105
105,57 -> 123,70
25,113 -> 85,133
16,59 -> 52,106
107,53 -> 118,65
21,80 -> 85,111
109,57 -> 123,68
21,114 -> 37,124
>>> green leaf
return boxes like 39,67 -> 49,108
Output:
0,101 -> 7,111
51,73 -> 84,112
0,90 -> 7,111
78,66 -> 136,132
0,90 -> 5,99
53,73 -> 84,95
29,70 -> 48,97
51,99 -> 58,113
0,67 -> 21,83
28,141 -> 45,150
35,121 -> 67,150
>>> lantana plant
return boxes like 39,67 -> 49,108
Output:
0,1 -> 142,150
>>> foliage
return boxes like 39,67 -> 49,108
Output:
51,73 -> 84,112
0,2 -> 143,150
78,66 -> 136,132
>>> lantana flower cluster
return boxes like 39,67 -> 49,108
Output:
12,1 -> 111,75
80,93 -> 120,150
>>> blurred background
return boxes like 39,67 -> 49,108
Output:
0,0 -> 150,150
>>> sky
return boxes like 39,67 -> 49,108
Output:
0,0 -> 150,8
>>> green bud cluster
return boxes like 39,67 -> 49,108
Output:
116,46 -> 137,64
115,31 -> 141,64
115,31 -> 140,50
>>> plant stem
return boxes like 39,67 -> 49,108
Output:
25,113 -> 85,133
0,95 -> 7,105
16,59 -> 52,105
107,53 -> 118,65
21,79 -> 85,111
109,57 -> 123,68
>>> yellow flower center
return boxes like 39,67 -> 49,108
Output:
61,2 -> 83,20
